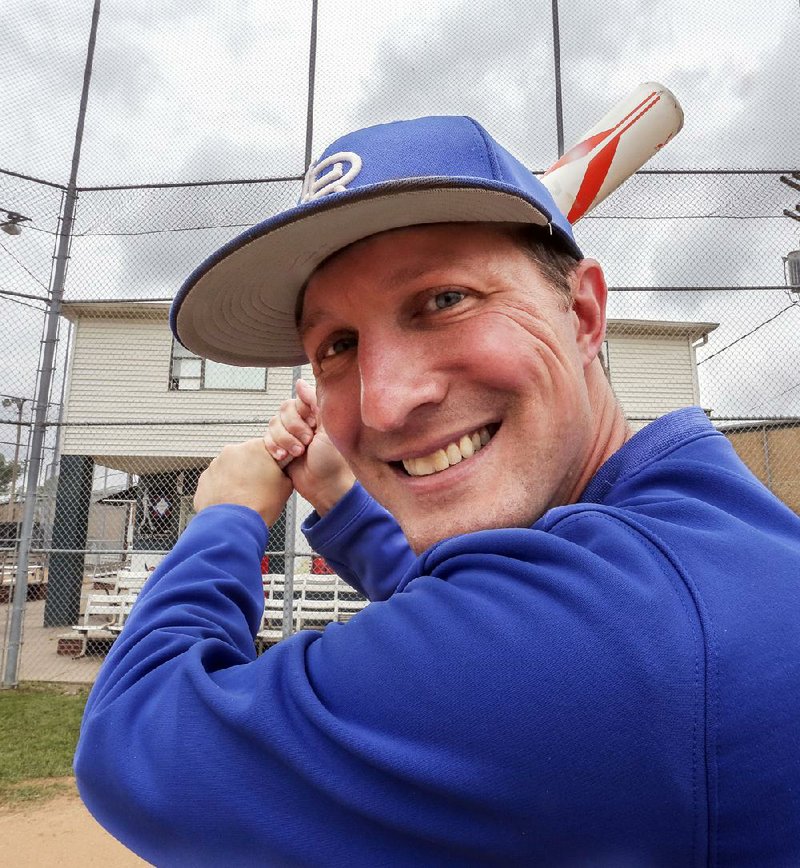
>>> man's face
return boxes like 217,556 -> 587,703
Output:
300,223 -> 602,553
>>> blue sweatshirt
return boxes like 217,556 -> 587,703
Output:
75,407 -> 800,866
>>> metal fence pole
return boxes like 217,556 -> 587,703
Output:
551,0 -> 564,157
281,368 -> 304,639
1,0 -> 101,688
280,0 -> 319,640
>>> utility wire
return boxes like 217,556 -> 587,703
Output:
746,379 -> 800,414
697,302 -> 798,365
0,294 -> 49,314
64,213 -> 790,238
72,222 -> 257,238
0,239 -> 49,290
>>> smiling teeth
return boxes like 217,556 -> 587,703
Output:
401,427 -> 493,477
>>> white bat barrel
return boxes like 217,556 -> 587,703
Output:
541,82 -> 684,224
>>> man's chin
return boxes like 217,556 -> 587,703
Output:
400,513 -> 492,556
398,499 -> 547,555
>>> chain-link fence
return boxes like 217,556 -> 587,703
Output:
1,0 -> 798,686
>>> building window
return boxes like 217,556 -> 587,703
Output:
169,339 -> 267,391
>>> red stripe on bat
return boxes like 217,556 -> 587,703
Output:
544,90 -> 660,175
564,94 -> 663,222
567,137 -> 621,222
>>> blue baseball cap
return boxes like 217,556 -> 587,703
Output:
171,115 -> 583,367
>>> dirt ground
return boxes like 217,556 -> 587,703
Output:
0,778 -> 148,867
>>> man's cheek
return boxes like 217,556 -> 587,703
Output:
317,395 -> 352,457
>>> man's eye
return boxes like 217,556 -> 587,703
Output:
321,335 -> 357,359
427,290 -> 465,311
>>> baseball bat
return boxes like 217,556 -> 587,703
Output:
540,81 -> 684,223
277,82 -> 684,468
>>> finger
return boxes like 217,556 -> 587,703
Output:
295,379 -> 319,426
263,431 -> 296,471
262,429 -> 288,463
277,452 -> 294,471
283,399 -> 316,442
267,415 -> 307,458
271,402 -> 315,455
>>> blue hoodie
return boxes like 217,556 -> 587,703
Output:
75,407 -> 800,866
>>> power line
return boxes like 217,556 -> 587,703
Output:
0,238 -> 49,290
0,294 -> 49,314
746,379 -> 800,414
72,222 -> 256,238
64,213 -> 789,237
697,303 -> 798,365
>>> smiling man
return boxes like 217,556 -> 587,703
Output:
297,222 -> 628,554
75,117 -> 800,866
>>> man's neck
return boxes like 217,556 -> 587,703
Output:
566,366 -> 633,505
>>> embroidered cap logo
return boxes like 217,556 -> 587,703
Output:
300,152 -> 363,203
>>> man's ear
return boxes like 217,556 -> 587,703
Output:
569,258 -> 607,369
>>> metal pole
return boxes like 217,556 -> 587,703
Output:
11,401 -> 23,508
281,368 -> 303,639
304,0 -> 319,168
281,1 -> 318,639
762,425 -> 773,492
8,399 -> 24,513
551,0 -> 565,157
2,0 -> 102,688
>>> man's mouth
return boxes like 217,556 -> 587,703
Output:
393,424 -> 499,477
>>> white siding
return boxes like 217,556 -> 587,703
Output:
61,311 -> 704,459
62,315 -> 310,464
607,333 -> 697,428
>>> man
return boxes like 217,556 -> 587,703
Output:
75,116 -> 800,866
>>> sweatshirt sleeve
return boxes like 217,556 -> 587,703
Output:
74,503 -> 704,867
301,481 -> 416,601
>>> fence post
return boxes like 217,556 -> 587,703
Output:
1,0 -> 102,688
281,368 -> 304,639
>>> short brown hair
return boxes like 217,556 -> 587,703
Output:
504,224 -> 581,308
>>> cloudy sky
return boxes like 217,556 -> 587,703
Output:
1,0 -> 799,469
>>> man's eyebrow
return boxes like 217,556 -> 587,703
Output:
297,261 -> 453,340
297,308 -> 333,341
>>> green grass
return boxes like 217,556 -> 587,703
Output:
0,682 -> 90,808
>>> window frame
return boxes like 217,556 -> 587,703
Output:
169,339 -> 268,392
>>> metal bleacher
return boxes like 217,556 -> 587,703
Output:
66,568 -> 369,656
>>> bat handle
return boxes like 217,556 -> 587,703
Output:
277,453 -> 295,471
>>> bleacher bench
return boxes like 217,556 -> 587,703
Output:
256,573 -> 369,648
70,592 -> 139,657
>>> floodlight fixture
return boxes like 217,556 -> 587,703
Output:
0,208 -> 31,237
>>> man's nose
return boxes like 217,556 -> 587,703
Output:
357,333 -> 446,432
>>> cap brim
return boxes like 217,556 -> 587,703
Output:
172,180 -> 578,367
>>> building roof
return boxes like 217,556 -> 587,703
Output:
60,299 -> 172,322
60,299 -> 719,341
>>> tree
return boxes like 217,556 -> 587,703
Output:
0,455 -> 22,498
